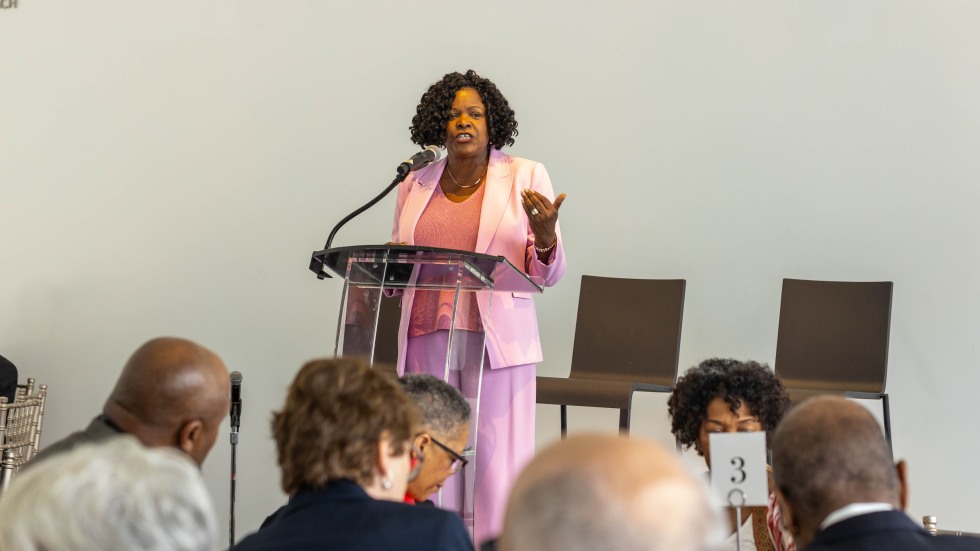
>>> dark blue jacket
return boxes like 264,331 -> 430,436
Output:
804,511 -> 980,551
234,479 -> 473,551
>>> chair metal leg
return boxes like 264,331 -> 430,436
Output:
619,408 -> 630,435
0,450 -> 14,496
560,405 -> 568,439
882,393 -> 892,456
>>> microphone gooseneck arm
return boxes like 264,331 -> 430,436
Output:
312,146 -> 440,279
323,172 -> 407,251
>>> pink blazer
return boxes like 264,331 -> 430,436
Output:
391,148 -> 566,372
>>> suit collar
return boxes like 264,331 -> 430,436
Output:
476,148 -> 512,253
95,414 -> 125,434
810,510 -> 926,547
820,503 -> 894,530
291,479 -> 373,506
398,160 -> 444,243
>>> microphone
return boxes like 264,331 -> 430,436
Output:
396,145 -> 442,176
228,371 -> 243,548
229,371 -> 243,431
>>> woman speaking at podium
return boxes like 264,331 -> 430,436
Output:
390,70 -> 567,544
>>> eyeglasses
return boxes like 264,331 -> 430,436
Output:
408,443 -> 425,482
429,435 -> 468,475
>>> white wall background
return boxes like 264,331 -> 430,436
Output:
2,0 -> 979,544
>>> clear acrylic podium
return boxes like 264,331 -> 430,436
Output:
311,244 -> 544,535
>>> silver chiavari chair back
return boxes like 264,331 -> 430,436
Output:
0,378 -> 48,497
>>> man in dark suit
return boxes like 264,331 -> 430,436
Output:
772,396 -> 980,551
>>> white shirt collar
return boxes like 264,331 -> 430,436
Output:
820,502 -> 894,530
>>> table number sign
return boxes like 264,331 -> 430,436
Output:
709,432 -> 768,507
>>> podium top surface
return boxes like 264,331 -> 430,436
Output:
312,245 -> 545,294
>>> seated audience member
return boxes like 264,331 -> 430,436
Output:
0,435 -> 216,551
668,358 -> 794,551
29,336 -> 230,467
772,396 -> 980,551
234,357 -> 473,551
496,433 -> 723,551
400,373 -> 471,505
0,353 -> 18,404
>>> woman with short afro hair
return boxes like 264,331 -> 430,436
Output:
390,70 -> 568,545
410,71 -> 519,150
668,358 -> 793,551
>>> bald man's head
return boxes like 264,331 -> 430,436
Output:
499,434 -> 722,551
772,396 -> 905,547
103,337 -> 230,465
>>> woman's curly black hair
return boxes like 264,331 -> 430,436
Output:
668,358 -> 791,455
410,70 -> 518,149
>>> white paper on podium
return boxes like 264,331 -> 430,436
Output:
709,432 -> 768,507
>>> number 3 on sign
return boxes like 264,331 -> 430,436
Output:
730,456 -> 747,484
709,432 -> 768,507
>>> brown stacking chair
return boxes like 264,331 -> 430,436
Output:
373,294 -> 401,367
774,278 -> 894,448
0,378 -> 48,496
537,275 -> 686,436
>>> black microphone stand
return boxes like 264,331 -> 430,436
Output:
229,400 -> 241,549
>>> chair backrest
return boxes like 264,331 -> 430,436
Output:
774,279 -> 892,394
14,378 -> 34,402
0,379 -> 48,496
568,275 -> 685,386
374,294 -> 401,367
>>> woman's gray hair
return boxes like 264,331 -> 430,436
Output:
0,435 -> 216,551
399,373 -> 471,439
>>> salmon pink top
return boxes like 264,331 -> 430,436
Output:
408,183 -> 486,337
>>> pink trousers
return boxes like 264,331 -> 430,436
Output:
404,331 -> 536,546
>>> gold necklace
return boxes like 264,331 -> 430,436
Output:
447,164 -> 488,189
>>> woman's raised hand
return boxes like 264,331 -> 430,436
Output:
521,189 -> 566,249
